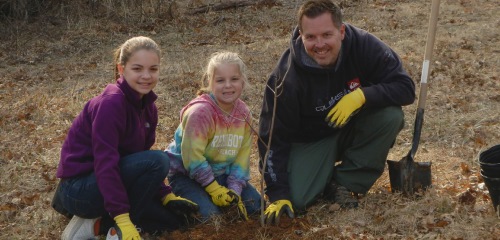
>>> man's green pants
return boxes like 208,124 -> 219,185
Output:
288,106 -> 404,211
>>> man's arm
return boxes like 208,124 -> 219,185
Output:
258,67 -> 299,202
357,32 -> 416,107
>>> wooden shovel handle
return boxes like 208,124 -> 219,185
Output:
417,0 -> 440,110
409,0 -> 440,159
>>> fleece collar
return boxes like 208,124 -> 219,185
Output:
116,77 -> 157,109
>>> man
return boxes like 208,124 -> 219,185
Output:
258,0 -> 415,224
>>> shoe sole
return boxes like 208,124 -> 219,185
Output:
61,216 -> 87,240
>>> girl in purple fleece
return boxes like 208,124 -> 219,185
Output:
52,36 -> 198,240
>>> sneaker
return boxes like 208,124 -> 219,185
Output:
106,227 -> 119,240
61,215 -> 98,240
106,226 -> 143,240
324,181 -> 359,209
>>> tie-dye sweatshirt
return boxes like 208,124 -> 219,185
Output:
166,94 -> 252,195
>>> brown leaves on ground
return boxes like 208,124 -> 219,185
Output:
1,0 -> 499,239
166,216 -> 308,240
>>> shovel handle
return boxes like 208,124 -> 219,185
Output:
410,0 -> 440,160
417,0 -> 440,110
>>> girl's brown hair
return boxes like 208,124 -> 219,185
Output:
113,36 -> 161,80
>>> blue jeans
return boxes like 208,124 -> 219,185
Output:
168,174 -> 261,220
52,150 -> 185,234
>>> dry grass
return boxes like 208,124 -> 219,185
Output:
1,0 -> 499,239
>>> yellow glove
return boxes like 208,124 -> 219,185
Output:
264,200 -> 294,225
228,190 -> 248,220
325,88 -> 365,128
162,193 -> 199,218
204,181 -> 235,207
113,213 -> 141,240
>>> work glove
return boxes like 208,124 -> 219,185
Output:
264,200 -> 294,225
325,88 -> 365,128
162,193 -> 199,221
204,181 -> 235,207
228,190 -> 248,220
113,213 -> 141,240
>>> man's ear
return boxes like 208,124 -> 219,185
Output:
340,23 -> 346,40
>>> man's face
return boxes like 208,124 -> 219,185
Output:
300,12 -> 345,68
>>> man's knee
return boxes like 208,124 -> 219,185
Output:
379,106 -> 404,129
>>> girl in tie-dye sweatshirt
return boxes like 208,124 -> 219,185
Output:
165,52 -> 261,220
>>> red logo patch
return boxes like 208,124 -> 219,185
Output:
347,78 -> 361,90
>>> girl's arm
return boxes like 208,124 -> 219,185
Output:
180,104 -> 216,187
227,108 -> 252,195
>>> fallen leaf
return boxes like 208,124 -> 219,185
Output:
460,162 -> 471,175
457,188 -> 477,206
328,203 -> 341,212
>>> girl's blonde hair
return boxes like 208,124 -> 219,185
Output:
113,36 -> 161,80
197,51 -> 249,95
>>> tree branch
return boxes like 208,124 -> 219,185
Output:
187,0 -> 278,15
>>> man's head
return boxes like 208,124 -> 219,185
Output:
298,0 -> 345,68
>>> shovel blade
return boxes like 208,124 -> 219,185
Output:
387,156 -> 432,195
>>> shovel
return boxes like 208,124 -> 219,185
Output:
387,0 -> 440,195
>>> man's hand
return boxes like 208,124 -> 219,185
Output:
228,190 -> 248,220
325,88 -> 365,128
264,200 -> 294,225
113,213 -> 141,240
204,181 -> 235,207
162,193 -> 199,220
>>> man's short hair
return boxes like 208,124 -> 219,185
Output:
297,0 -> 343,31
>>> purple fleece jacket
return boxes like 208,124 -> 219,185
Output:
56,77 -> 171,217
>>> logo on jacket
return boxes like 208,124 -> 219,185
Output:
347,78 -> 361,90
